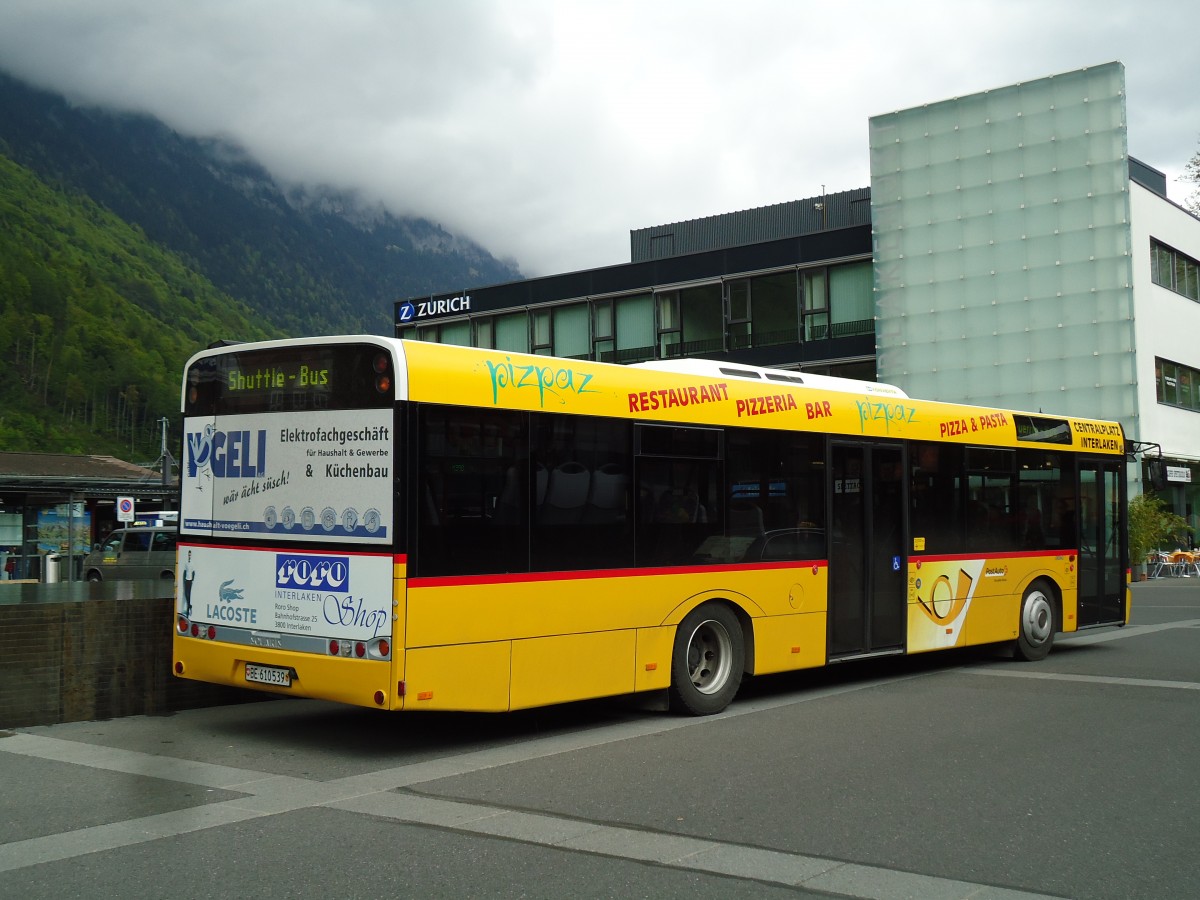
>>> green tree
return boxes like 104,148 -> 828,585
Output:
0,151 -> 277,457
1184,137 -> 1200,215
1128,492 -> 1189,569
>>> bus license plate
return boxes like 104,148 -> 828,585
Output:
245,663 -> 292,687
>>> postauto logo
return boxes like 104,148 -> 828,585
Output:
276,555 -> 351,593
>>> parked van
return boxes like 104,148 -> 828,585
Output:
83,526 -> 177,582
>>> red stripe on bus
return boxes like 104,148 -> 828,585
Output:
409,559 -> 828,589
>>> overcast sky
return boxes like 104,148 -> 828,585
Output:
0,1 -> 1196,278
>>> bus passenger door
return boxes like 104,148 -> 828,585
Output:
1077,460 -> 1125,626
828,442 -> 907,658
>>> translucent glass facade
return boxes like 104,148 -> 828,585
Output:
871,63 -> 1136,421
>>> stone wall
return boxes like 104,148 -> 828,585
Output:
0,582 -> 257,728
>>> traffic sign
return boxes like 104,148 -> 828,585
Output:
117,496 -> 135,522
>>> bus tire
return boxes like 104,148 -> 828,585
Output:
1015,580 -> 1056,662
669,602 -> 744,715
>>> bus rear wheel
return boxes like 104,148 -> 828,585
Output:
1015,580 -> 1056,661
669,602 -> 744,715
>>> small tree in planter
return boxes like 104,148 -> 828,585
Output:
1128,492 -> 1189,578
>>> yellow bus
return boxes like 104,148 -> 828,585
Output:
174,337 -> 1129,715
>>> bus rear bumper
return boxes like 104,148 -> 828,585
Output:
173,634 -> 398,710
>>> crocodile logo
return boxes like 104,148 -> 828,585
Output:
219,579 -> 245,601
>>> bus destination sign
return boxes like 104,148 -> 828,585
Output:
227,363 -> 330,394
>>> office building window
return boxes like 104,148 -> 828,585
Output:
802,269 -> 829,340
553,304 -> 590,359
728,274 -> 798,350
749,271 -> 798,348
1157,357 -> 1200,411
659,285 -> 723,358
494,312 -> 528,353
728,280 -> 751,350
614,294 -> 654,363
1151,240 -> 1200,301
1157,357 -> 1200,410
680,284 -> 723,355
474,317 -> 494,349
531,309 -> 552,355
802,262 -> 872,340
401,321 -> 470,345
438,320 -> 471,346
593,299 -> 614,361
829,261 -> 874,338
657,292 -> 681,357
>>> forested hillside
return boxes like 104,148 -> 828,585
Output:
0,152 -> 275,457
0,71 -> 525,457
0,72 -> 522,338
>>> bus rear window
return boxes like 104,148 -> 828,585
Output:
185,343 -> 393,415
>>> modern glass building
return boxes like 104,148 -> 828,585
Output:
870,62 -> 1200,534
396,62 -> 1200,531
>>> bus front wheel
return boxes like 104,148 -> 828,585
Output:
1015,580 -> 1056,662
669,602 -> 744,715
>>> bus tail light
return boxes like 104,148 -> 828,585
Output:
328,637 -> 391,659
373,352 -> 391,394
178,615 -> 189,634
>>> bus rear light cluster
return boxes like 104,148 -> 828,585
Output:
373,352 -> 392,394
327,637 -> 391,660
179,617 -> 217,641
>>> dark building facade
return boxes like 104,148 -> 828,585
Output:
395,187 -> 877,381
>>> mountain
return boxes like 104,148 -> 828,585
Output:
0,71 -> 524,457
0,71 -> 522,338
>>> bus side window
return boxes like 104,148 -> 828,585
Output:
909,442 -> 964,555
726,428 -> 826,563
530,414 -> 634,572
415,404 -> 529,577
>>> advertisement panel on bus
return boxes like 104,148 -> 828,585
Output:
177,544 -> 392,642
180,408 -> 392,545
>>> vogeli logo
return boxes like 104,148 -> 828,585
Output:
276,555 -> 351,592
185,426 -> 268,478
